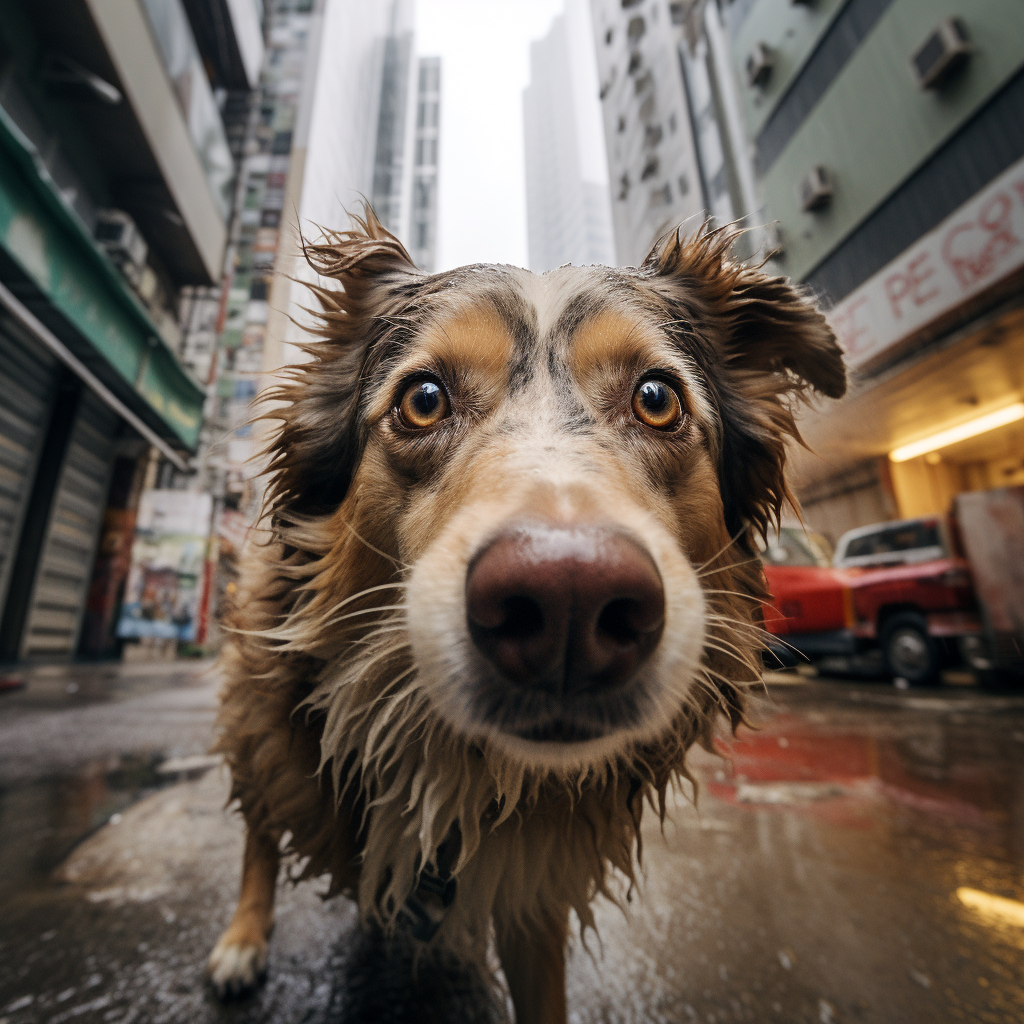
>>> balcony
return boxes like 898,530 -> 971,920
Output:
13,0 -> 234,285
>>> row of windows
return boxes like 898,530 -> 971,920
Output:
416,100 -> 439,129
415,137 -> 438,166
418,62 -> 440,93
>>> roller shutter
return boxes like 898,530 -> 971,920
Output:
0,323 -> 58,615
19,391 -> 118,659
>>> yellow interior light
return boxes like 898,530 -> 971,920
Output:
956,887 -> 1024,928
889,402 -> 1024,463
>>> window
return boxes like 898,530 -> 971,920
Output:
650,183 -> 672,206
627,16 -> 645,42
415,179 -> 433,210
621,0 -> 643,7
627,51 -> 642,75
415,221 -> 429,248
669,2 -> 686,25
634,69 -> 653,94
618,173 -> 630,200
617,115 -> 626,133
640,155 -> 659,180
644,124 -> 662,147
419,63 -> 440,92
417,102 -> 426,128
599,66 -> 617,99
605,28 -> 613,44
678,172 -> 689,196
668,111 -> 677,133
843,523 -> 942,561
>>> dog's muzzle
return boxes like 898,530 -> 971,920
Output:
464,520 -> 665,742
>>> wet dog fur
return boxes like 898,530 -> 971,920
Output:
207,210 -> 845,1020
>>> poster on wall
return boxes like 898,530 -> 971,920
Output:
116,490 -> 213,642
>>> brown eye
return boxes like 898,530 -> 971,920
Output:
631,378 -> 683,430
398,378 -> 450,428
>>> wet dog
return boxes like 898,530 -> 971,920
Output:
207,210 -> 845,1021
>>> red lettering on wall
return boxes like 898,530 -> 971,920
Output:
832,294 -> 873,356
884,253 -> 939,319
941,192 -> 1020,289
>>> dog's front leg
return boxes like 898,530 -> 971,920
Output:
207,827 -> 280,997
496,907 -> 569,1024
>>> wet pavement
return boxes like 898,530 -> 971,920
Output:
1,662 -> 1023,1023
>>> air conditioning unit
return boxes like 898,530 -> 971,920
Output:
798,166 -> 833,212
911,18 -> 971,90
745,43 -> 773,88
94,209 -> 147,272
763,223 -> 785,258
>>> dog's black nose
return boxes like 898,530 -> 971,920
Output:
465,523 -> 665,695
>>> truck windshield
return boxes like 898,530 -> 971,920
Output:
843,522 -> 942,561
761,528 -> 831,567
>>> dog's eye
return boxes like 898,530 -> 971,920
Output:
631,379 -> 683,430
398,378 -> 450,429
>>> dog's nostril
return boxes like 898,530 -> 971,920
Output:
596,598 -> 643,645
496,595 -> 545,639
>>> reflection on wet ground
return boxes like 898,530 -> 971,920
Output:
0,667 -> 1023,1022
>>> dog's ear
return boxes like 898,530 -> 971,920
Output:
263,206 -> 420,516
641,226 -> 846,538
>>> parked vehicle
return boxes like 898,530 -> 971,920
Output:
761,522 -> 984,686
833,517 -> 947,569
759,529 -> 858,665
953,487 -> 1024,683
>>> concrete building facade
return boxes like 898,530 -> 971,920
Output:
524,14 -> 615,272
590,0 -> 705,267
0,0 -> 261,660
410,56 -> 441,273
722,0 -> 1024,541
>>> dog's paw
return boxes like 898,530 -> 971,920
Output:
207,935 -> 268,999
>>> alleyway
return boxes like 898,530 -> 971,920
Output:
1,663 -> 1023,1024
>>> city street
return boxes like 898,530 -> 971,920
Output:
1,662 -> 1023,1024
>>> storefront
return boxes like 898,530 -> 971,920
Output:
791,155 -> 1024,543
0,103 -> 204,662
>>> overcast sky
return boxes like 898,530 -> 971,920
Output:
415,0 -> 606,271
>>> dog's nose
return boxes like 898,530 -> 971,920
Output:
465,523 -> 665,694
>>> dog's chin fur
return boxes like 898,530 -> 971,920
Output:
214,210 -> 846,974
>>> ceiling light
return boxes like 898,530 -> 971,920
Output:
889,402 -> 1024,463
956,887 -> 1024,928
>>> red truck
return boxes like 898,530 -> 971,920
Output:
760,520 -> 984,686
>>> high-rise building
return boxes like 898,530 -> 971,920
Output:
722,0 -> 1024,538
523,12 -> 615,272
0,0 -> 261,661
410,56 -> 441,272
188,0 -> 434,638
589,0 -> 758,267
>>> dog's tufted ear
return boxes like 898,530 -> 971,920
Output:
641,225 -> 846,538
262,206 -> 420,517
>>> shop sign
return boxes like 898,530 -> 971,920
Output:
117,490 -> 213,642
830,155 -> 1024,369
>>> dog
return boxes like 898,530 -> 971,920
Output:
206,209 -> 846,1021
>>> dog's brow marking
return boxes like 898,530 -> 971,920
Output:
420,308 -> 513,379
551,291 -> 607,342
489,289 -> 539,394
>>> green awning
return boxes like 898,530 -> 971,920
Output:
0,107 -> 205,451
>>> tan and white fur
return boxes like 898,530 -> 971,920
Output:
206,210 -> 846,1021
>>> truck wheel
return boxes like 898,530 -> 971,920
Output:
881,613 -> 941,686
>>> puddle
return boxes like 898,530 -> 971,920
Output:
0,751 -> 210,910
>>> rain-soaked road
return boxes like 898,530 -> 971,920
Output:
1,661 -> 1023,1024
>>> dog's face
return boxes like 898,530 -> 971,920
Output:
270,215 -> 845,775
